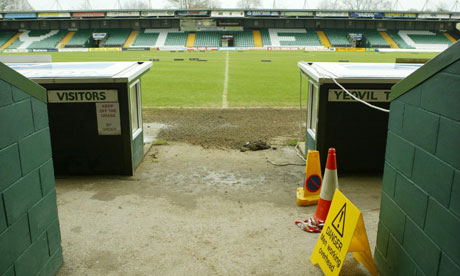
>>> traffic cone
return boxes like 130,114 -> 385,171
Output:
296,150 -> 322,206
296,148 -> 339,233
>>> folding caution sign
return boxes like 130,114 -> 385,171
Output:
310,189 -> 377,276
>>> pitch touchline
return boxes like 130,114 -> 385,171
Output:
222,51 -> 229,108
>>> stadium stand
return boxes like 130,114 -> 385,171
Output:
233,30 -> 254,47
0,8 -> 458,51
186,33 -> 196,47
443,32 -> 457,43
448,30 -> 460,40
406,30 -> 452,44
7,30 -> 66,49
305,30 -> 322,47
323,29 -> 352,47
100,28 -> 131,47
164,32 -> 188,46
65,29 -> 93,48
279,30 -> 321,47
268,29 -> 321,47
28,30 -> 67,49
132,29 -> 159,47
6,35 -> 23,49
56,31 -> 75,48
253,30 -> 263,47
123,30 -> 138,47
0,31 -> 16,48
194,31 -> 221,47
1,28 -> 456,50
260,29 -> 272,46
316,30 -> 332,47
358,29 -> 390,48
386,30 -> 415,49
379,31 -> 399,48
399,30 -> 452,50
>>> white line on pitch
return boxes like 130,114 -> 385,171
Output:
222,51 -> 229,108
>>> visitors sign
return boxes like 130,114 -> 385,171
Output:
310,189 -> 377,276
48,90 -> 118,103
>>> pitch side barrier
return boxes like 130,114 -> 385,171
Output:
0,47 -> 445,54
376,48 -> 444,53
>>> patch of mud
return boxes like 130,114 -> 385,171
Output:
143,108 -> 304,149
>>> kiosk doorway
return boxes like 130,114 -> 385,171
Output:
221,34 -> 234,47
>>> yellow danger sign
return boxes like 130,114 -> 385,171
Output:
310,189 -> 377,276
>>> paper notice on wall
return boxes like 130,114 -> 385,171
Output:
96,103 -> 121,135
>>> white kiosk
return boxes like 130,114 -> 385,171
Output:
9,61 -> 153,175
298,62 -> 422,172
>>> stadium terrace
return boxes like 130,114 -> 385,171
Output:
0,9 -> 458,52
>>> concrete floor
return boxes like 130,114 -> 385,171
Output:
55,141 -> 382,276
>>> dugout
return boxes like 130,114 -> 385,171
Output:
298,62 -> 422,172
8,61 -> 152,175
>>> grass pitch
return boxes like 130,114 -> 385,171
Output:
26,50 -> 439,107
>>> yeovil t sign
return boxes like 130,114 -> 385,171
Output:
328,89 -> 391,102
48,90 -> 118,103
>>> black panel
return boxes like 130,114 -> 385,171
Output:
44,82 -> 132,175
317,83 -> 392,173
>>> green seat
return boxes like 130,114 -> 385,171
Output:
260,29 -> 271,46
323,29 -> 352,47
132,30 -> 159,47
7,30 -> 67,49
233,31 -> 254,47
66,29 -> 93,48
28,30 -> 67,49
194,31 -> 220,47
356,29 -> 389,48
408,31 -> 453,45
100,29 -> 131,47
164,32 -> 187,46
387,30 -> 415,49
278,31 -> 321,46
0,32 -> 16,47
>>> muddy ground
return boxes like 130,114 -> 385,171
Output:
56,108 -> 382,276
143,108 -> 305,149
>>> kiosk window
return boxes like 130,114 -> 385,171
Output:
307,82 -> 319,136
130,81 -> 142,137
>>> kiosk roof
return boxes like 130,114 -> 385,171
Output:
298,62 -> 422,84
7,61 -> 152,84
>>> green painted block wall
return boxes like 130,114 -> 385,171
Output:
0,65 -> 62,276
376,58 -> 460,275
133,132 -> 144,170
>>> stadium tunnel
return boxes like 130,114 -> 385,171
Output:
7,60 -> 152,175
298,61 -> 422,173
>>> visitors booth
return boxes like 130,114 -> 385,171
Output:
8,61 -> 152,175
298,62 -> 422,172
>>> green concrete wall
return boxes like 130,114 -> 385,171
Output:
375,59 -> 460,275
133,132 -> 144,170
0,64 -> 62,276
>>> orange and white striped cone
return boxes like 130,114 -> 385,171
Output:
296,148 -> 339,233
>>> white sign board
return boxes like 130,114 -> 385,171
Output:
107,11 -> 139,17
328,89 -> 391,102
48,90 -> 118,103
96,103 -> 121,135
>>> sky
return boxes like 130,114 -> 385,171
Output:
27,0 -> 460,12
